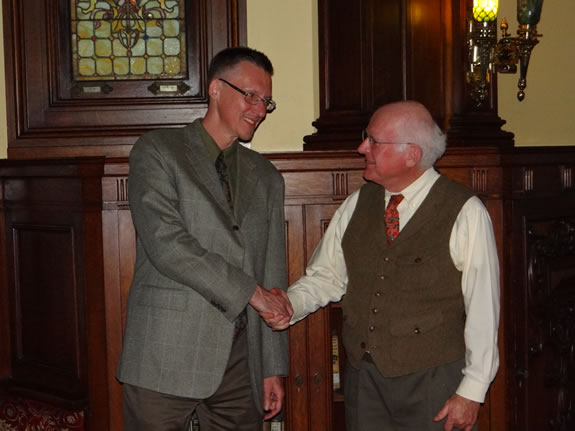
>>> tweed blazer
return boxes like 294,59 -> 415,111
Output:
116,119 -> 289,412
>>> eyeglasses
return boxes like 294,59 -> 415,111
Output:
361,130 -> 412,146
218,78 -> 276,113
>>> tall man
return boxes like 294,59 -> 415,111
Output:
268,101 -> 500,431
117,47 -> 293,431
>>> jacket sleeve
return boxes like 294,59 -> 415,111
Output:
259,173 -> 290,378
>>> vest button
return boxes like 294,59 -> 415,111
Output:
372,308 -> 378,314
233,225 -> 240,231
378,274 -> 385,280
414,257 -> 422,263
414,327 -> 421,334
374,291 -> 381,297
383,257 -> 390,262
369,325 -> 375,331
360,342 -> 366,348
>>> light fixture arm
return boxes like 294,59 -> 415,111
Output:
496,23 -> 541,101
467,1 -> 544,105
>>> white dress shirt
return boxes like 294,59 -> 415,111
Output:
287,168 -> 500,403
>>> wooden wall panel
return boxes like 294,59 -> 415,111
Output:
2,147 -> 575,430
11,225 -> 82,395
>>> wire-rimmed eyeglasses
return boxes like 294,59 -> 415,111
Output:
218,78 -> 276,113
361,130 -> 412,146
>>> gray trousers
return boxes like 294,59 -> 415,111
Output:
122,330 -> 262,431
344,357 -> 477,431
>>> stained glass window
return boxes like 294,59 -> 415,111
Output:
71,0 -> 186,81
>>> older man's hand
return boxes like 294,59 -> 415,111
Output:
249,286 -> 293,330
433,393 -> 480,431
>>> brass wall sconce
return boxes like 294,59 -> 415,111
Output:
467,0 -> 544,105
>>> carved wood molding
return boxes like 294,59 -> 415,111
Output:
526,218 -> 575,430
522,167 -> 535,192
115,178 -> 129,203
472,168 -> 489,193
331,172 -> 349,199
560,166 -> 573,191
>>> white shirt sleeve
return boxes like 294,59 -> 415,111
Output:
450,196 -> 500,403
287,191 -> 359,323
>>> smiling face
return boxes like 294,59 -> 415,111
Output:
203,61 -> 272,149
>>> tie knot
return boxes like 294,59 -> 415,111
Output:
386,194 -> 404,211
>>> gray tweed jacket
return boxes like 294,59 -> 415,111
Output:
116,119 -> 289,413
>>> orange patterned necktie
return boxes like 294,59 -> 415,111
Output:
385,194 -> 404,243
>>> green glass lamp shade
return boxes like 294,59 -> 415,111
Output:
473,0 -> 498,22
517,0 -> 544,25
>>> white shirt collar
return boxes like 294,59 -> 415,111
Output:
385,168 -> 440,209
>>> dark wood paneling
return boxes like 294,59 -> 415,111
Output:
305,0 -> 461,150
0,160 -> 109,429
11,225 -> 82,394
2,148 -> 575,430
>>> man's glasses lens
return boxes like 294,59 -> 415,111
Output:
219,78 -> 276,113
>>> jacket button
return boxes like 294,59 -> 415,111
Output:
383,257 -> 390,262
414,327 -> 421,334
372,308 -> 378,314
414,257 -> 422,263
360,342 -> 366,349
378,274 -> 385,280
233,225 -> 240,231
374,291 -> 381,297
369,325 -> 375,332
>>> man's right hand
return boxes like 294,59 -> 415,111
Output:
249,286 -> 293,330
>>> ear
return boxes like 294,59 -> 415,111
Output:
405,144 -> 423,168
208,78 -> 221,99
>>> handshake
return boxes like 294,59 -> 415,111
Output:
249,285 -> 293,331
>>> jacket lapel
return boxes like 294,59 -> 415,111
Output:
234,145 -> 258,223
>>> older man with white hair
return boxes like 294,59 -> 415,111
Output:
267,100 -> 500,431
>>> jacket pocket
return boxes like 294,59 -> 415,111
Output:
136,284 -> 188,311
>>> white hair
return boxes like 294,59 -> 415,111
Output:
388,101 -> 446,169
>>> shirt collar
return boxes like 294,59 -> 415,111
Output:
385,168 -> 440,208
198,121 -> 238,164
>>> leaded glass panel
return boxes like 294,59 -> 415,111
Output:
71,0 -> 186,81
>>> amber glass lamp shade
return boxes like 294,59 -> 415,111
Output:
517,0 -> 544,25
473,0 -> 499,22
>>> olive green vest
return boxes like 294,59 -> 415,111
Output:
341,176 -> 473,376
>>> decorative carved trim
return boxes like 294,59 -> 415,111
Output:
472,168 -> 488,193
526,218 -> 575,430
560,165 -> 573,190
116,178 -> 129,202
522,167 -> 534,192
332,172 -> 349,198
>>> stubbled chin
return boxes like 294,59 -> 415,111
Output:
239,129 -> 256,142
239,120 -> 259,141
